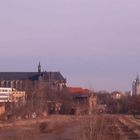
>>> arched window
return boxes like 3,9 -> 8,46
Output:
16,81 -> 20,90
13,81 -> 16,88
20,81 -> 23,90
7,81 -> 11,87
3,81 -> 7,87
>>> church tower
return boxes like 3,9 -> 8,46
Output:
136,75 -> 140,85
38,62 -> 41,73
132,75 -> 140,96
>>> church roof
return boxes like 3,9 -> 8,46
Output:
0,72 -> 65,81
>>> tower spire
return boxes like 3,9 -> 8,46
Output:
136,74 -> 140,85
38,61 -> 41,73
136,74 -> 139,80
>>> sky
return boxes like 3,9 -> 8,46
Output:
0,0 -> 140,92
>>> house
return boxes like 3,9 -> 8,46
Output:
111,91 -> 124,99
0,87 -> 26,103
67,87 -> 97,115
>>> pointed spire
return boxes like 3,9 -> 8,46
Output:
136,74 -> 140,84
38,61 -> 41,73
136,74 -> 139,80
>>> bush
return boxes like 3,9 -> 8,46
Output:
39,122 -> 47,133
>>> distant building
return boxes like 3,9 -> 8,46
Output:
67,87 -> 90,94
11,89 -> 26,103
132,75 -> 140,96
67,87 -> 97,115
111,91 -> 124,99
0,63 -> 66,95
0,88 -> 13,102
0,87 -> 26,103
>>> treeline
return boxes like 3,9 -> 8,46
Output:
4,85 -> 73,119
97,92 -> 140,115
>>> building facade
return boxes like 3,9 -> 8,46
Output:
0,87 -> 26,103
0,88 -> 12,102
132,75 -> 140,96
0,63 -> 66,92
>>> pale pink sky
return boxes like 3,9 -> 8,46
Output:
0,0 -> 140,91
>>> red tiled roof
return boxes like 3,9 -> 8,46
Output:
67,87 -> 89,94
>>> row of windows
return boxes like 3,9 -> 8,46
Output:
0,89 -> 11,92
0,98 -> 9,100
0,94 -> 9,96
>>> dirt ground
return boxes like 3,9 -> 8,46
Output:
0,115 -> 140,140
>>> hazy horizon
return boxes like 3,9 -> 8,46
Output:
0,0 -> 140,92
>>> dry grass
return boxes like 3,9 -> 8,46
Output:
69,115 -> 125,140
0,115 -> 130,140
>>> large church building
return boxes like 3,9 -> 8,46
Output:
0,63 -> 66,91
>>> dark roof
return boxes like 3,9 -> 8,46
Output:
45,72 -> 65,81
0,72 -> 65,81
